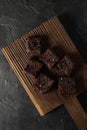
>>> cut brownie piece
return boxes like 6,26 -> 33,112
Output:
58,77 -> 76,96
40,49 -> 60,69
52,55 -> 74,77
34,73 -> 54,94
26,36 -> 42,57
24,59 -> 43,77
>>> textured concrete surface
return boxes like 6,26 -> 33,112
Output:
0,0 -> 87,130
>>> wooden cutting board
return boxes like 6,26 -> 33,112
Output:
2,16 -> 87,130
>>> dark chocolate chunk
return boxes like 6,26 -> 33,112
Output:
26,36 -> 42,57
40,49 -> 60,69
34,73 -> 54,93
58,77 -> 76,96
24,59 -> 43,77
52,55 -> 74,77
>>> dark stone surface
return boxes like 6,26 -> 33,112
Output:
0,0 -> 87,129
77,91 -> 87,113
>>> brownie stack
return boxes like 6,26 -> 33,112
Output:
24,36 -> 77,96
52,55 -> 76,96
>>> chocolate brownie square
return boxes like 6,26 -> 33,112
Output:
34,73 -> 54,94
24,59 -> 43,77
52,55 -> 74,77
58,77 -> 76,96
26,36 -> 42,57
40,49 -> 60,69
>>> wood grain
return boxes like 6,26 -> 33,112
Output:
2,16 -> 87,130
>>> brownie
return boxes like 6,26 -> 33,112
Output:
40,49 -> 60,69
52,55 -> 74,77
58,77 -> 76,96
34,73 -> 54,93
24,59 -> 43,77
26,36 -> 42,57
